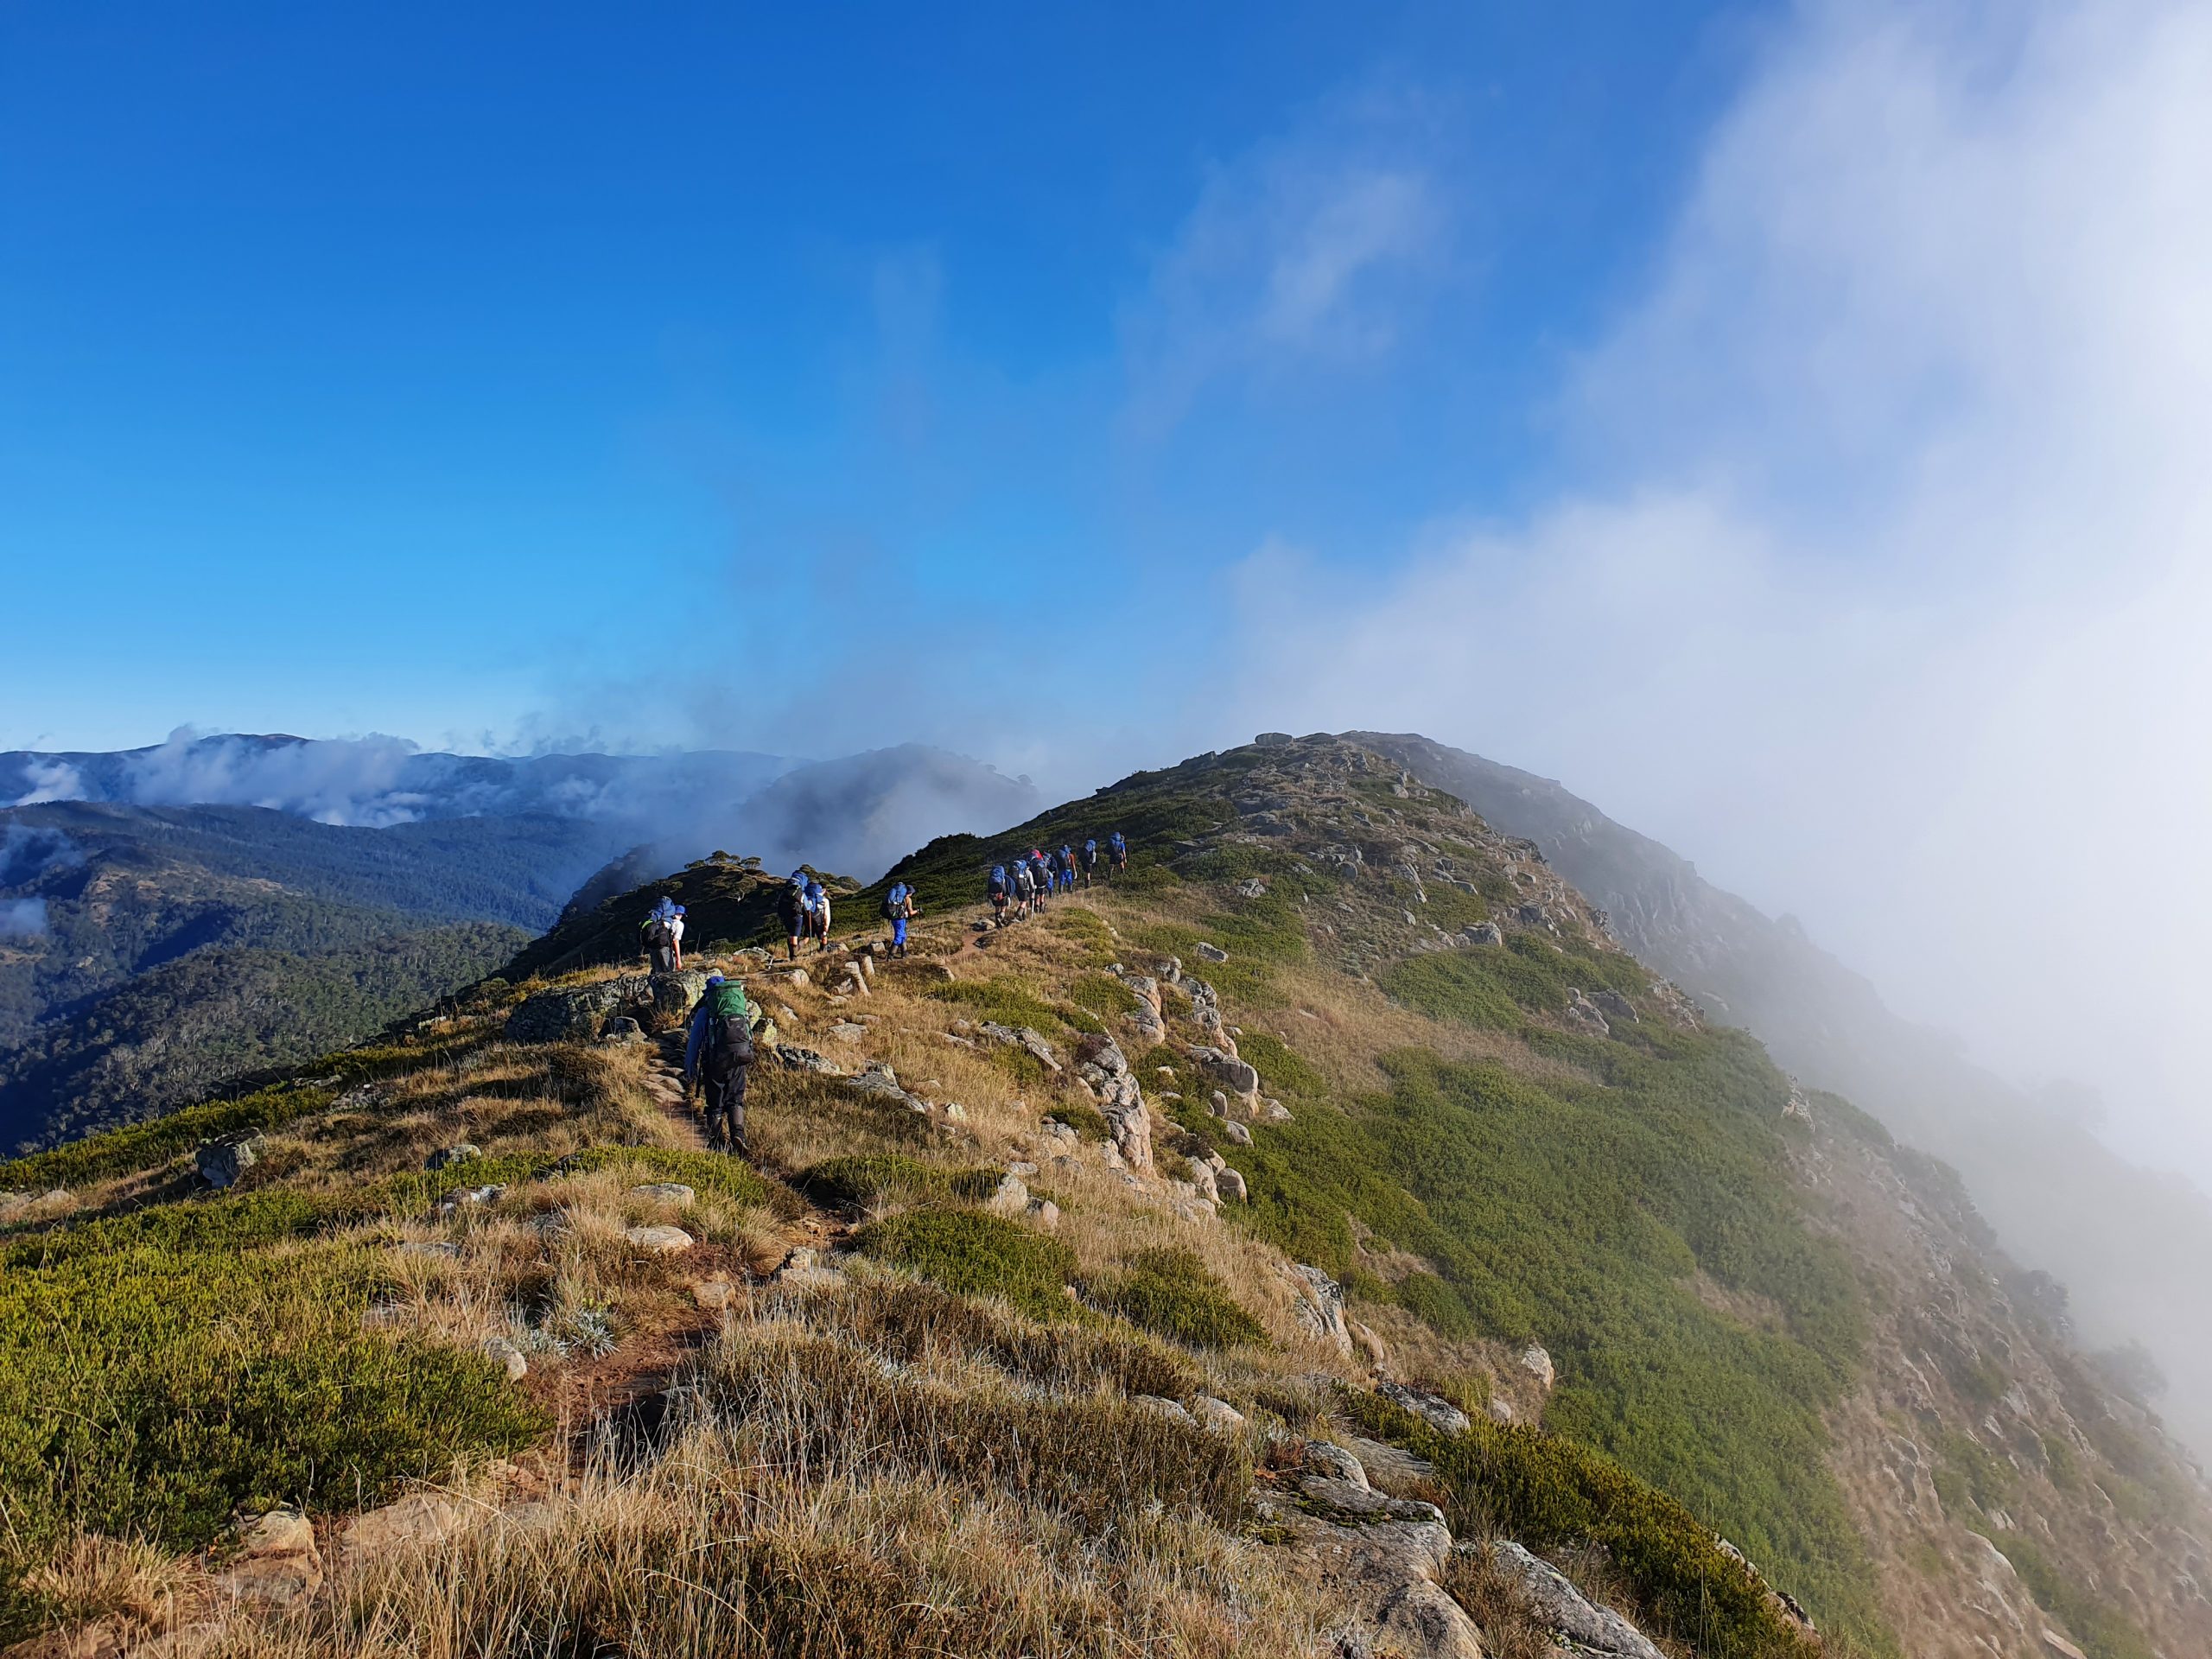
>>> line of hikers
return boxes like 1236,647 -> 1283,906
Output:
987,832 -> 1125,925
655,836 -> 1127,1157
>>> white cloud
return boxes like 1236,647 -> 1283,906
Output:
1121,96 -> 1446,434
10,760 -> 86,805
0,898 -> 47,938
123,728 -> 432,827
1218,0 -> 2212,1182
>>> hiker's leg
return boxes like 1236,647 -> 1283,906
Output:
725,1071 -> 749,1156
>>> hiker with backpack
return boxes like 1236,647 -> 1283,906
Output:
1058,845 -> 1077,893
1109,830 -> 1128,880
683,973 -> 755,1157
882,880 -> 916,956
988,863 -> 1011,925
668,905 -> 686,970
780,874 -> 809,961
1082,837 -> 1099,887
1028,849 -> 1050,915
804,879 -> 832,951
1013,857 -> 1035,919
642,909 -> 678,976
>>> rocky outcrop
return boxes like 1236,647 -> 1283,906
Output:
1259,1442 -> 1483,1659
980,1022 -> 1063,1074
1376,1381 -> 1470,1436
1476,1539 -> 1662,1659
1563,989 -> 1611,1037
505,976 -> 652,1043
1075,1033 -> 1154,1173
218,1510 -> 322,1607
1192,1045 -> 1261,1107
1588,988 -> 1637,1025
1287,1262 -> 1354,1355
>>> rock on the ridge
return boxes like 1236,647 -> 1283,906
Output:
1235,879 -> 1268,898
1562,989 -> 1611,1037
1477,1539 -> 1664,1659
1377,1381 -> 1470,1436
2041,1631 -> 2090,1659
1262,1098 -> 1294,1122
1783,1084 -> 1815,1123
197,1130 -> 264,1189
1221,1119 -> 1252,1146
829,1021 -> 868,1043
1589,987 -> 1638,1025
632,1182 -> 696,1205
773,1044 -> 843,1074
1191,1395 -> 1246,1432
1193,1046 -> 1262,1102
1349,1319 -> 1386,1367
1520,1343 -> 1555,1389
984,1173 -> 1031,1215
340,1493 -> 463,1560
1195,941 -> 1230,963
505,976 -> 652,1044
1287,1263 -> 1354,1356
1026,1197 -> 1061,1227
1215,1166 -> 1249,1204
1463,921 -> 1503,946
1133,1395 -> 1198,1427
219,1510 -> 324,1607
1302,1439 -> 1371,1490
425,1143 -> 482,1171
1256,1461 -> 1480,1659
1075,1032 -> 1154,1173
482,1336 -> 529,1382
981,1021 -> 1064,1073
652,969 -> 709,1023
625,1224 -> 694,1255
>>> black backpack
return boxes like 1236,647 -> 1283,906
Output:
701,982 -> 755,1079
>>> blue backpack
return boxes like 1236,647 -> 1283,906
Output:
1084,838 -> 1096,858
1110,833 -> 1125,855
989,865 -> 1008,893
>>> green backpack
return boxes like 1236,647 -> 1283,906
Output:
701,980 -> 754,1077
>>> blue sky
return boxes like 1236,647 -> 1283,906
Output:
2,0 -> 1748,754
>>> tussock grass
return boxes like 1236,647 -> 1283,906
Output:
696,1324 -> 1249,1532
797,1153 -> 999,1213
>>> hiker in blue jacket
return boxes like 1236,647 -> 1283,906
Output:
683,973 -> 754,1156
882,880 -> 916,957
1082,837 -> 1099,887
1109,830 -> 1128,880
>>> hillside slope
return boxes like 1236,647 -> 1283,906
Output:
1351,731 -> 2212,1464
1,735 -> 2203,1659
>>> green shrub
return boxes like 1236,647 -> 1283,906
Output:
0,1082 -> 334,1193
798,1154 -> 998,1213
1068,973 -> 1141,1019
1089,1249 -> 1266,1351
1343,1389 -> 1820,1659
0,1217 -> 543,1639
855,1208 -> 1080,1322
925,978 -> 1068,1032
1383,931 -> 1648,1032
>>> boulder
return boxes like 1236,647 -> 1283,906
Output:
1190,1395 -> 1247,1433
1349,1319 -> 1387,1368
1287,1263 -> 1354,1356
1195,941 -> 1230,963
981,1021 -> 1064,1073
1075,1033 -> 1154,1173
425,1143 -> 482,1171
1346,1435 -> 1433,1491
482,1336 -> 529,1382
1588,988 -> 1638,1025
1235,879 -> 1269,899
1026,1197 -> 1061,1227
632,1182 -> 696,1205
1193,1046 -> 1262,1101
1255,1463 -> 1480,1659
652,969 -> 709,1023
505,976 -> 650,1044
1520,1343 -> 1555,1389
219,1510 -> 323,1607
829,1022 -> 868,1044
1477,1539 -> 1664,1659
1262,1098 -> 1294,1123
773,1044 -> 844,1075
1215,1166 -> 1249,1205
340,1493 -> 463,1560
1132,1395 -> 1198,1427
1220,1119 -> 1252,1146
1562,989 -> 1611,1037
1463,921 -> 1503,946
1377,1381 -> 1471,1436
600,1016 -> 646,1046
984,1173 -> 1031,1215
625,1224 -> 695,1255
197,1130 -> 264,1189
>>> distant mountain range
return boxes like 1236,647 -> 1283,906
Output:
1357,731 -> 2212,1461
